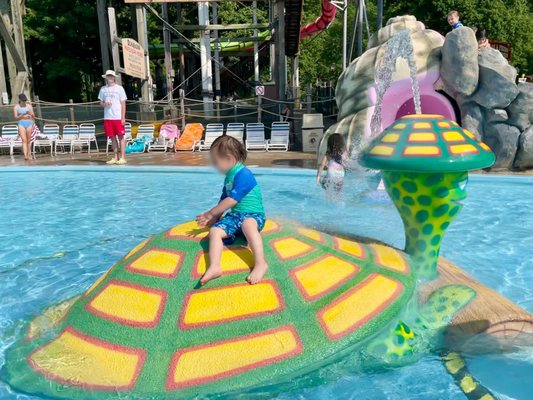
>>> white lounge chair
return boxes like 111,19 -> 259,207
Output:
106,122 -> 132,154
197,123 -> 224,151
136,124 -> 155,152
226,123 -> 245,144
245,123 -> 267,151
0,125 -> 20,155
267,122 -> 290,152
33,124 -> 60,155
54,124 -> 79,155
149,124 -> 179,152
73,123 -> 98,153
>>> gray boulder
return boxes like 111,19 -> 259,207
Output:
486,109 -> 508,123
459,101 -> 484,139
483,122 -> 521,169
506,83 -> 533,131
514,126 -> 533,169
471,48 -> 519,109
368,15 -> 424,49
440,28 -> 479,96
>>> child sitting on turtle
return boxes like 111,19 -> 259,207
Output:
197,136 -> 268,285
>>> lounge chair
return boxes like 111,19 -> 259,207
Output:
149,124 -> 179,152
175,123 -> 204,152
73,123 -> 98,153
54,124 -> 79,155
197,123 -> 224,151
245,123 -> 267,151
267,122 -> 290,152
136,124 -> 155,152
33,124 -> 60,155
106,122 -> 132,154
226,123 -> 245,144
0,125 -> 19,155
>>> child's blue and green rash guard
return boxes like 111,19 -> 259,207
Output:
221,163 -> 264,214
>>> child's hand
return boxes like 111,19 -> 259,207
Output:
196,211 -> 216,227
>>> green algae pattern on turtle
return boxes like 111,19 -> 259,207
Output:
3,219 -> 424,400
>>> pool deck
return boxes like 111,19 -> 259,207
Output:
0,151 -> 531,174
0,151 -> 319,169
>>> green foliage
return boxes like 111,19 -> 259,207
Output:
386,0 -> 533,74
24,0 -> 103,101
22,0 -> 532,101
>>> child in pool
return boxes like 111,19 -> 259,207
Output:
316,133 -> 347,192
196,136 -> 268,285
447,10 -> 463,30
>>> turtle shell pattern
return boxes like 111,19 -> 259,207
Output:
4,220 -> 415,399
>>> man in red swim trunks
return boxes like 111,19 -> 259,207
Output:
99,70 -> 127,165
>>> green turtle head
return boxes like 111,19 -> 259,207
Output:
360,114 -> 495,280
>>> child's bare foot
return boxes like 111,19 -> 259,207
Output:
200,265 -> 222,285
246,261 -> 268,284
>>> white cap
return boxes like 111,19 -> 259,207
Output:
102,70 -> 117,78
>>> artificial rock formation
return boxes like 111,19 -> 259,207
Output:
323,16 -> 533,170
440,27 -> 479,97
441,31 -> 532,169
323,15 -> 446,159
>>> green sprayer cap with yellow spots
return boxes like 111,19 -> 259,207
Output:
360,114 -> 495,172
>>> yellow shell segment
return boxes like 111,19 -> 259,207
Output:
261,219 -> 281,234
271,237 -> 314,260
318,274 -> 402,340
291,256 -> 359,301
180,281 -> 283,328
449,144 -> 479,155
334,238 -> 366,259
369,145 -> 394,156
167,221 -> 209,240
167,326 -> 302,389
29,327 -> 145,389
370,244 -> 409,274
442,131 -> 466,142
408,132 -> 436,142
86,281 -> 166,327
381,133 -> 401,143
127,249 -> 183,278
296,228 -> 323,242
403,146 -> 440,156
194,247 -> 254,277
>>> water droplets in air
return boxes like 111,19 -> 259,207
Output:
370,30 -> 422,138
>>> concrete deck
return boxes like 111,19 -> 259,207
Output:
0,151 -> 319,169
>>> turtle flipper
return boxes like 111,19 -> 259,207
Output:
443,351 -> 497,400
419,285 -> 477,330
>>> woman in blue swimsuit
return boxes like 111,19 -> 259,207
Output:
13,93 -> 34,160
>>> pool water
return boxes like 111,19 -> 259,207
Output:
0,167 -> 532,400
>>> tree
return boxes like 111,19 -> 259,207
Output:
386,0 -> 533,74
24,0 -> 102,101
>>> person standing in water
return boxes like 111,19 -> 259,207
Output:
13,94 -> 35,160
98,70 -> 127,165
316,133 -> 348,193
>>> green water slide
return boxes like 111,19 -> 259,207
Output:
149,30 -> 271,57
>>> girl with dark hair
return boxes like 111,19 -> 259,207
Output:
316,133 -> 348,192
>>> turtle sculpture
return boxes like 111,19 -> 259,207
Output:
3,115 -> 496,400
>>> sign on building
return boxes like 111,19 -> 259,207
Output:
122,38 -> 147,79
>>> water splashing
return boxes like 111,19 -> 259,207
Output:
370,30 -> 422,138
